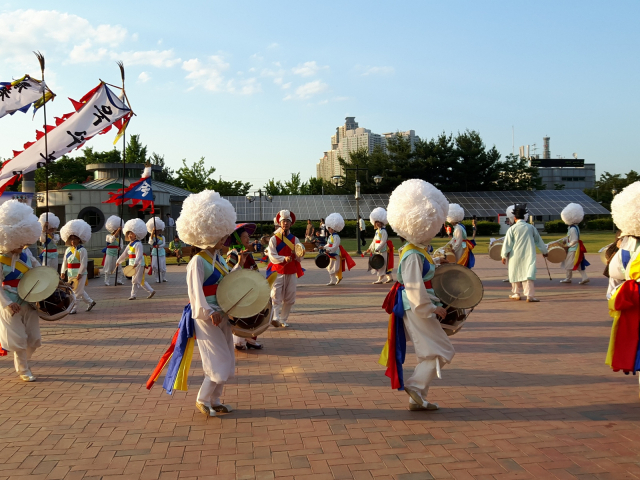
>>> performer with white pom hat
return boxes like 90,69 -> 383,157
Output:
147,217 -> 167,283
38,212 -> 60,270
266,210 -> 304,327
147,190 -> 238,417
0,201 -> 45,382
366,207 -> 394,284
117,218 -> 155,300
60,219 -> 96,313
446,204 -> 475,268
605,182 -> 640,396
103,215 -> 124,286
322,212 -> 355,286
559,203 -> 590,284
501,204 -> 548,302
379,179 -> 454,411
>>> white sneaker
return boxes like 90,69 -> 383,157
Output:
579,278 -> 590,285
509,294 -> 521,301
560,279 -> 572,284
326,282 -> 336,286
104,282 -> 110,286
147,291 -> 156,299
373,279 -> 383,284
129,296 -> 137,300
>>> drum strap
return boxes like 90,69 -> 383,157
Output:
0,254 -> 30,275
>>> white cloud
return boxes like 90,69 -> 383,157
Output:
357,65 -> 395,76
267,43 -> 279,49
113,49 -> 181,67
138,72 -> 151,83
273,77 -> 283,85
131,33 -> 139,42
292,61 -> 328,77
281,82 -> 292,90
284,80 -> 328,100
0,9 -> 127,66
183,56 -> 260,95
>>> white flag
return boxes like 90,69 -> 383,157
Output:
0,83 -> 131,191
0,76 -> 52,119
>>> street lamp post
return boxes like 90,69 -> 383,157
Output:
246,189 -> 273,234
332,168 -> 383,256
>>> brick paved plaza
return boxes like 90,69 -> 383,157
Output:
1,253 -> 640,480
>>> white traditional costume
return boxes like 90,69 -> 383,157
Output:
367,207 -> 394,284
0,201 -> 44,381
604,181 -> 640,394
103,215 -> 124,286
446,204 -> 475,268
559,203 -> 590,284
147,217 -> 167,283
179,190 -> 237,416
500,204 -> 548,302
38,212 -> 60,270
60,219 -> 96,313
266,210 -> 303,327
117,219 -> 155,300
380,179 -> 455,411
324,213 -> 355,286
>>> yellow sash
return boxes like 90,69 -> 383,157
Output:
276,232 -> 296,251
400,244 -> 434,264
0,255 -> 30,273
196,250 -> 229,277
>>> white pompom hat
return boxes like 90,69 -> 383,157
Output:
446,203 -> 464,224
122,218 -> 148,241
506,204 -> 529,222
0,200 -> 42,252
105,215 -> 123,233
325,212 -> 345,233
387,179 -> 448,247
369,207 -> 388,226
38,212 -> 60,229
60,219 -> 92,244
176,190 -> 237,248
146,217 -> 166,234
560,203 -> 584,226
612,181 -> 640,237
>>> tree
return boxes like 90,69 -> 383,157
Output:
35,154 -> 92,190
210,178 -> 252,196
584,170 -> 640,210
175,157 -> 216,193
451,130 -> 501,191
125,134 -> 148,164
496,153 -> 545,191
283,172 -> 308,195
149,152 -> 177,185
263,178 -> 288,195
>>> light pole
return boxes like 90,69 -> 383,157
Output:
246,189 -> 273,234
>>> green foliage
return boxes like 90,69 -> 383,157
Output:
584,170 -> 640,211
211,178 -> 252,196
333,130 -> 543,194
460,220 -> 501,236
545,219 -> 568,233
124,134 -> 147,164
175,157 -> 216,193
264,173 -> 336,196
586,218 -> 614,230
149,153 -> 176,185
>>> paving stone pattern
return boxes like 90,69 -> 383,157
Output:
1,254 -> 640,479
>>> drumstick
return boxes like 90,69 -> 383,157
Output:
18,280 -> 40,305
543,256 -> 552,281
226,288 -> 255,317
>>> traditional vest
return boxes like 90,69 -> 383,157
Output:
65,246 -> 85,278
272,232 -> 300,275
127,240 -> 140,266
396,244 -> 439,310
151,235 -> 166,257
105,235 -> 121,257
568,225 -> 580,252
197,250 -> 229,306
0,252 -> 32,304
374,228 -> 388,253
40,233 -> 58,260
326,233 -> 341,258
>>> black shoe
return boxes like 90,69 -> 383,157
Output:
246,342 -> 263,350
235,344 -> 246,351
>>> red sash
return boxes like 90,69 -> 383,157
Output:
339,245 -> 356,272
202,284 -> 219,296
271,234 -> 304,276
2,279 -> 19,287
387,240 -> 395,271
68,263 -> 81,269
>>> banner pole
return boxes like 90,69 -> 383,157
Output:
35,52 -> 49,268
116,61 -> 126,288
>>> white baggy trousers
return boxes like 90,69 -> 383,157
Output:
271,274 -> 297,323
0,304 -> 41,375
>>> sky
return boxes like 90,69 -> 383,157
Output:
1,1 -> 639,190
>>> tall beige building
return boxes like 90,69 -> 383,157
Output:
316,117 -> 420,181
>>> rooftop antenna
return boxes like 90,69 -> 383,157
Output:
573,152 -> 578,159
512,125 -> 514,155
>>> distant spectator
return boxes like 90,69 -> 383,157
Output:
318,218 -> 327,245
471,215 -> 477,240
305,219 -> 315,242
168,234 -> 185,264
358,215 -> 366,246
445,224 -> 452,238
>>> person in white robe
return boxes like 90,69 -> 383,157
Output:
60,219 -> 96,313
117,219 -> 155,300
559,203 -> 589,284
38,212 -> 60,271
323,213 -> 346,286
367,207 -> 393,284
267,210 -> 302,328
103,215 -> 124,286
384,179 -> 455,411
177,189 -> 238,418
147,217 -> 167,283
0,201 -> 44,382
446,204 -> 467,262
501,204 -> 548,302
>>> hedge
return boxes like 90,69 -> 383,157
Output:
460,220 -> 500,236
544,219 -> 568,234
586,218 -> 614,230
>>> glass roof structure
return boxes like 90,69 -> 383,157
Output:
226,189 -> 609,222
